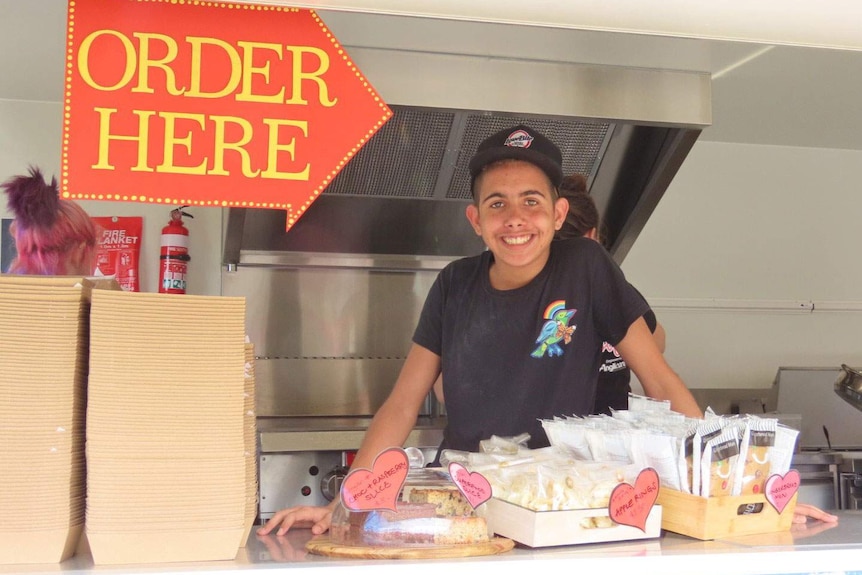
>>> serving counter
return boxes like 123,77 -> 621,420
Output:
3,511 -> 861,575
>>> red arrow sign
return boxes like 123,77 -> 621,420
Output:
63,0 -> 391,230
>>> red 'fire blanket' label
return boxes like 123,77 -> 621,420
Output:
92,216 -> 143,292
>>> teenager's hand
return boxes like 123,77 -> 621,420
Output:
257,505 -> 333,537
792,503 -> 838,524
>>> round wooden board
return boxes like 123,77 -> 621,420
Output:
305,536 -> 515,559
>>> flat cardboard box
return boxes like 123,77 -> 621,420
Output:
481,498 -> 662,547
87,528 -> 244,564
0,524 -> 83,564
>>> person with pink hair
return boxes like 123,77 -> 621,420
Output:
2,166 -> 97,275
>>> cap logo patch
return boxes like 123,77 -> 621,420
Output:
504,129 -> 533,149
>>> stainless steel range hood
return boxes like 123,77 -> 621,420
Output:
223,51 -> 710,269
224,106 -> 702,267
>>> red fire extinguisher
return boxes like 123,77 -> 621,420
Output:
159,206 -> 193,294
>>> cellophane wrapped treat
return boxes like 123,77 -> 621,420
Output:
539,394 -> 797,499
443,442 -> 641,529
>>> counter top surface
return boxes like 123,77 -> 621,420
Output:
4,512 -> 862,575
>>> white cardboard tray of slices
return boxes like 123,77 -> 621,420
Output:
481,498 -> 662,548
455,444 -> 664,548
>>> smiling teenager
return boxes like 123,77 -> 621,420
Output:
258,124 -> 703,537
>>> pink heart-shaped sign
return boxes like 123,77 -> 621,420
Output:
340,447 -> 409,512
608,467 -> 660,532
448,462 -> 492,509
764,470 -> 800,514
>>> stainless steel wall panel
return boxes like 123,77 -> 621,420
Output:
255,358 -> 415,417
223,264 -> 441,418
222,265 -> 438,359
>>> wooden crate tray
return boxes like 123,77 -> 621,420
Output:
656,488 -> 796,540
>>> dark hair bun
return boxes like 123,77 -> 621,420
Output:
1,166 -> 60,228
559,173 -> 587,195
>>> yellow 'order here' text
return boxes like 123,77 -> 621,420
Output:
73,29 -> 341,178
77,30 -> 338,106
91,108 -> 310,179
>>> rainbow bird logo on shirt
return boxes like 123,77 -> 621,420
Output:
531,300 -> 577,358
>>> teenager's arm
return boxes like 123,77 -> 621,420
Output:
652,321 -> 667,353
616,317 -> 702,418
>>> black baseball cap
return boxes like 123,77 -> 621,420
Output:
468,124 -> 563,191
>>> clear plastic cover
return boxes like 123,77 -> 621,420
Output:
330,467 -> 491,547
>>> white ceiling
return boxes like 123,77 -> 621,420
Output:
3,0 -> 862,151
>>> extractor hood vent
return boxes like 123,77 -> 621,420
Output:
323,105 -> 610,202
323,106 -> 454,200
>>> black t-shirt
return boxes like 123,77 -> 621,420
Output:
594,308 -> 657,415
413,238 -> 649,452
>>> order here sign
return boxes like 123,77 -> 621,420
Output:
62,0 -> 392,230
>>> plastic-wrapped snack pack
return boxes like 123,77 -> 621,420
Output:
538,393 -> 799,498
